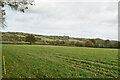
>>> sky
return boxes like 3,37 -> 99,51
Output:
1,0 -> 119,40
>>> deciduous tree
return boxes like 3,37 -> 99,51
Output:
85,40 -> 94,47
25,34 -> 36,45
0,0 -> 34,27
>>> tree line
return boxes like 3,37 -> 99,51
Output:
1,32 -> 119,48
44,40 -> 119,48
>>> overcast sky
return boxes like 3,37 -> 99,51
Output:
1,0 -> 118,40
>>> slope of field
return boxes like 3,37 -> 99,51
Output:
2,32 -> 80,42
2,45 -> 119,78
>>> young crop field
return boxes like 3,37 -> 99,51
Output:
2,45 -> 119,78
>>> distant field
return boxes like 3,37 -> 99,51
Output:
2,45 -> 119,78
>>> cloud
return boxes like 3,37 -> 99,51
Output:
1,0 -> 118,40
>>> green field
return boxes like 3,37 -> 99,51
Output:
2,45 -> 119,78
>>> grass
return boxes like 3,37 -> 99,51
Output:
2,44 -> 119,78
69,38 -> 80,42
35,36 -> 55,41
1,41 -> 28,43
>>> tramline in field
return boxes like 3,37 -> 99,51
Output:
2,45 -> 119,78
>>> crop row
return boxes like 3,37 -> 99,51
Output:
54,55 -> 118,78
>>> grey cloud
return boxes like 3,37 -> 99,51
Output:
2,0 -> 118,40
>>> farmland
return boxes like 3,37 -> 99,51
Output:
2,44 -> 119,78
